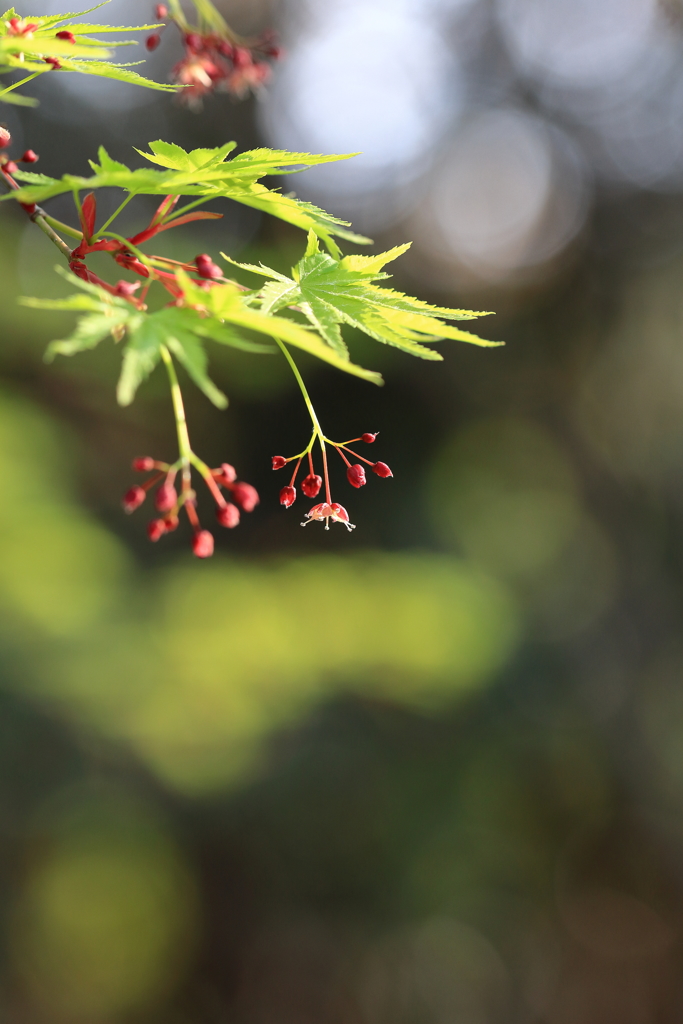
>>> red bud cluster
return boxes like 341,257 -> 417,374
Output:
157,7 -> 281,106
194,253 -> 222,280
271,429 -> 392,529
123,452 -> 259,556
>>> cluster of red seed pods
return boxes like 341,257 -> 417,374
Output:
122,457 -> 259,557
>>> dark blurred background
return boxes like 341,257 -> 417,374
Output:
2,0 -> 683,1020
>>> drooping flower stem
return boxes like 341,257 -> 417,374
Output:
275,340 -> 324,443
160,345 -> 191,462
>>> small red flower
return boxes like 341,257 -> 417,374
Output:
216,503 -> 240,528
155,4 -> 168,18
55,30 -> 75,42
20,149 -> 38,163
0,128 -> 10,149
302,503 -> 355,532
372,462 -> 393,478
230,481 -> 260,512
215,462 -> 236,485
280,486 -> 296,507
44,57 -> 62,69
147,518 -> 167,542
122,486 -> 146,513
132,456 -> 155,472
361,432 -> 377,443
163,514 -> 180,532
271,455 -> 287,470
155,481 -> 177,512
192,530 -> 214,558
301,473 -> 322,498
194,253 -> 222,279
146,33 -> 161,50
347,464 -> 366,488
3,161 -> 17,175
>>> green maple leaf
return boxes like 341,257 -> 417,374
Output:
227,233 -> 501,360
5,141 -> 370,255
174,271 -> 382,384
0,7 -> 174,105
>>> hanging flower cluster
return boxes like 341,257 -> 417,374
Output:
272,431 -> 393,532
146,3 -> 281,106
123,455 -> 259,558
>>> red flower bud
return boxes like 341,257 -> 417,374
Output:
271,455 -> 287,470
194,253 -> 222,279
301,473 -> 322,498
0,127 -> 10,149
280,485 -> 296,507
155,482 -> 177,512
217,462 -> 236,485
231,481 -> 259,512
218,40 -> 234,58
132,456 -> 155,472
3,161 -> 17,175
20,149 -> 38,163
122,486 -> 146,513
347,464 -> 366,488
361,432 -> 377,443
147,518 -> 166,542
233,46 -> 252,68
163,514 -> 179,532
114,280 -> 140,299
155,4 -> 168,18
146,33 -> 161,50
185,32 -> 203,51
372,462 -> 393,478
44,57 -> 62,69
216,503 -> 240,528
55,30 -> 75,42
192,530 -> 214,558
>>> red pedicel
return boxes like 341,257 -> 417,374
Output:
231,481 -> 259,511
122,486 -> 146,513
55,30 -> 75,42
20,150 -> 38,163
280,486 -> 296,507
132,456 -> 155,472
216,503 -> 240,528
361,432 -> 377,443
272,455 -> 287,470
372,462 -> 393,478
0,128 -> 10,149
155,482 -> 177,512
146,33 -> 161,50
301,473 -> 322,498
147,518 -> 166,542
347,464 -> 366,488
192,530 -> 214,558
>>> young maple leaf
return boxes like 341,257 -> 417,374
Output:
227,232 -> 502,360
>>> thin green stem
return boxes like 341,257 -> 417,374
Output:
33,212 -> 72,260
275,339 -> 324,443
101,232 -> 153,266
0,71 -> 40,97
160,345 -> 191,461
43,214 -> 83,240
93,193 -> 135,239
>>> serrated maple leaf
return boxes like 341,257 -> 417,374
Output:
228,233 -> 502,360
